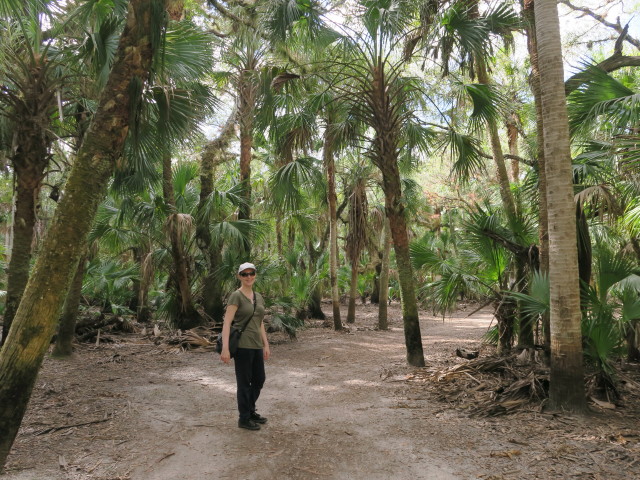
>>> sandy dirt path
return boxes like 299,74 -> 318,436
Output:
3,305 -> 639,479
131,325 -> 468,480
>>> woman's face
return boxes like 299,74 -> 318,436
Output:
238,269 -> 257,287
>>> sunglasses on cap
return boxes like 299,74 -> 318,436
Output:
239,271 -> 256,277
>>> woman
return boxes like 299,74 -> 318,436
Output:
220,262 -> 270,430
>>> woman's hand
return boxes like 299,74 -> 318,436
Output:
221,349 -> 231,364
263,344 -> 271,361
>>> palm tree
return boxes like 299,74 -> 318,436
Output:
0,1 -> 68,345
533,0 -> 586,413
345,165 -> 369,323
0,0 -> 166,469
325,0 -> 432,366
196,112 -> 236,323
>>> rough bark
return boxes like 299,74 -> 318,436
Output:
1,58 -> 55,345
324,127 -> 342,330
347,262 -> 358,323
377,218 -> 391,330
53,253 -> 87,357
237,58 -> 257,223
370,253 -> 382,305
0,0 -> 162,469
535,0 -> 587,413
167,214 -> 201,329
370,61 -> 424,366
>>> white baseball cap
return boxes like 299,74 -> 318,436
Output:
238,262 -> 257,274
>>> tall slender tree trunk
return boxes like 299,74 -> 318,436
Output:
1,60 -> 54,345
0,0 -> 162,469
468,1 -> 519,353
506,114 -> 520,183
377,217 -> 391,330
196,114 -> 235,323
1,172 -> 44,345
523,0 -> 551,358
237,57 -> 257,224
323,128 -> 342,330
534,0 -> 586,413
375,141 -> 424,365
347,261 -> 358,323
137,246 -> 153,323
370,61 -> 424,366
53,253 -> 87,357
370,253 -> 382,304
163,151 -> 201,329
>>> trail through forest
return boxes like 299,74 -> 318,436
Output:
3,305 -> 639,479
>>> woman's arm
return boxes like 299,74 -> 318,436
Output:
220,304 -> 238,364
260,321 -> 270,360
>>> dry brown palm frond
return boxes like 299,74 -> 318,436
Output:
164,213 -> 195,239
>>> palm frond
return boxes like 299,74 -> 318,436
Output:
441,128 -> 486,182
268,156 -> 325,212
464,82 -> 507,132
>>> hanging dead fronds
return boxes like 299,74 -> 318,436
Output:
345,178 -> 368,264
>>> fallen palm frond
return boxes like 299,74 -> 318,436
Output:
406,355 -> 550,417
161,326 -> 217,351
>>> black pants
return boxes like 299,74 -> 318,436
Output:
234,348 -> 265,420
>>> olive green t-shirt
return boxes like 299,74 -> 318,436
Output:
227,290 -> 266,349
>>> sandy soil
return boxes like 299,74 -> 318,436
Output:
2,304 -> 639,480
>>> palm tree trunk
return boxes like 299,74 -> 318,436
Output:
196,115 -> 235,323
53,253 -> 87,357
376,150 -> 424,365
137,247 -> 153,323
238,66 -> 256,223
506,114 -> 520,183
347,261 -> 358,323
305,243 -> 326,320
534,0 -> 586,413
1,114 -> 51,345
324,128 -> 342,329
1,174 -> 43,345
523,0 -> 551,359
370,60 -> 424,366
163,148 -> 200,329
377,217 -> 391,330
167,217 -> 200,329
0,0 -> 160,469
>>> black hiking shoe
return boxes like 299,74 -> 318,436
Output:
238,418 -> 261,431
250,412 -> 267,424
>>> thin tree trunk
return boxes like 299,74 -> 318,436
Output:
196,114 -> 235,323
163,149 -> 200,329
469,1 -> 519,352
506,115 -> 520,183
347,261 -> 358,323
1,175 -> 43,345
324,128 -> 342,330
237,59 -> 257,224
523,0 -> 551,359
137,247 -> 153,323
534,0 -> 586,413
370,254 -> 382,305
0,0 -> 160,469
377,217 -> 391,330
305,241 -> 326,320
370,59 -> 424,366
53,253 -> 87,357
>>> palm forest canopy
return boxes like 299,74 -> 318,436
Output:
0,0 -> 640,469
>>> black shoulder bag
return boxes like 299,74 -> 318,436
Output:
215,293 -> 257,358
